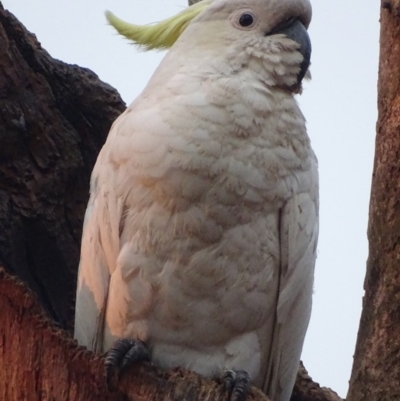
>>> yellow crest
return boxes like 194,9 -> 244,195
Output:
105,1 -> 211,51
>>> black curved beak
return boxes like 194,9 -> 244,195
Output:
268,18 -> 312,84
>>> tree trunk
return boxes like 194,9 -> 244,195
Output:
0,2 -> 125,329
347,1 -> 400,400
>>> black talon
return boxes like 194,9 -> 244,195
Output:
120,339 -> 151,377
105,339 -> 135,390
224,370 -> 237,394
223,369 -> 250,401
105,338 -> 151,391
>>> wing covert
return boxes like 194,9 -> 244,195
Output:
74,157 -> 123,352
263,188 -> 319,401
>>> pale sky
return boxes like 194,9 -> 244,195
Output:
2,0 -> 380,397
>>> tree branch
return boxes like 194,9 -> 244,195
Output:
347,2 -> 400,399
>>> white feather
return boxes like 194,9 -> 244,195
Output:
74,0 -> 316,400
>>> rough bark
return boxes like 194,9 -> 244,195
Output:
0,2 -> 125,329
346,1 -> 400,400
0,3 -> 341,401
291,364 -> 342,401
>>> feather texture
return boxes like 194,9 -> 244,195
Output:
75,1 -> 316,401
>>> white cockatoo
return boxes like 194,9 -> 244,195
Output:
74,0 -> 318,400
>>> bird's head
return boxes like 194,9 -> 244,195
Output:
106,0 -> 311,91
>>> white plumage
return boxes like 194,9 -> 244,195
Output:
74,0 -> 318,400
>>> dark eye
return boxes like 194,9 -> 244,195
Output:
239,13 -> 254,27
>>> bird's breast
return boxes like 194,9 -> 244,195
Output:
104,83 -> 315,353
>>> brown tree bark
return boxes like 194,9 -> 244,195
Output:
346,1 -> 400,400
0,2 -> 125,329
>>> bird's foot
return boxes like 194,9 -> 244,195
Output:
223,369 -> 250,401
105,338 -> 151,391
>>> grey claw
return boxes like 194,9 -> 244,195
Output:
104,338 -> 150,391
223,369 -> 250,401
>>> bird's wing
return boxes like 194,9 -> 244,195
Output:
74,145 -> 124,352
262,185 -> 319,401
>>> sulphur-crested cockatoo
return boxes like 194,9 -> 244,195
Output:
74,0 -> 318,400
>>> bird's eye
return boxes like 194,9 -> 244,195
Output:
239,13 -> 254,27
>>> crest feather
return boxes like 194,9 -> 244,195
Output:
105,1 -> 210,51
